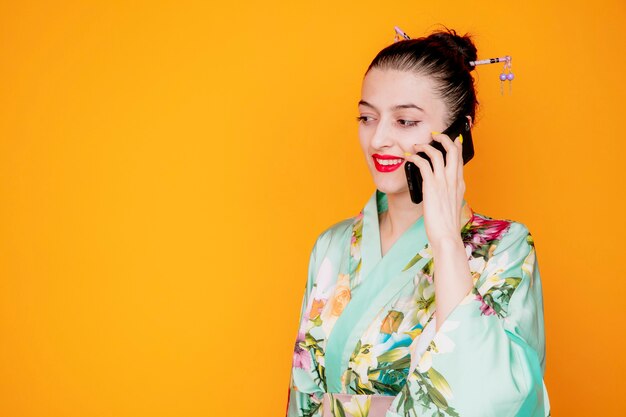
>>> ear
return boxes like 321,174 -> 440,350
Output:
465,115 -> 473,129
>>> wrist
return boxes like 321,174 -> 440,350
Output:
431,235 -> 465,257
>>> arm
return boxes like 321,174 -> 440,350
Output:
286,234 -> 328,417
431,235 -> 473,332
388,222 -> 550,417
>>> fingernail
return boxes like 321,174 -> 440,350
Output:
431,131 -> 441,135
459,134 -> 464,144
403,152 -> 413,157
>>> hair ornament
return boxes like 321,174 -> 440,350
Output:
393,26 -> 411,42
393,26 -> 514,95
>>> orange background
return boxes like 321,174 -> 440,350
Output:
1,1 -> 624,416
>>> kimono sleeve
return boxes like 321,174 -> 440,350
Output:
388,222 -> 550,417
286,232 -> 330,417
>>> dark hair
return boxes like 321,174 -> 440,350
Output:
365,27 -> 479,126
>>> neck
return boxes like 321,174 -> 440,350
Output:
379,190 -> 424,237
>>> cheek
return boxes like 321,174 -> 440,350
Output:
357,130 -> 371,154
400,125 -> 432,147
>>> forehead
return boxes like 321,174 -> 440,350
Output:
360,68 -> 442,112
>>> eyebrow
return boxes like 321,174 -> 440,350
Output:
358,99 -> 424,112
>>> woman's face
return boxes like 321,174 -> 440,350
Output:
357,68 -> 450,197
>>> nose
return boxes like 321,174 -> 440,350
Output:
370,118 -> 394,149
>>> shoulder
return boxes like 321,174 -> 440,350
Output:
311,215 -> 357,255
468,213 -> 540,319
305,214 -> 358,284
465,210 -> 534,257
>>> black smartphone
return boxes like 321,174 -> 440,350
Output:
404,116 -> 475,204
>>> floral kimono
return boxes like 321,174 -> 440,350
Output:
286,190 -> 550,417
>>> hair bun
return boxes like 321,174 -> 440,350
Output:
430,28 -> 478,72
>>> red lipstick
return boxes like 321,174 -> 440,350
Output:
372,153 -> 405,173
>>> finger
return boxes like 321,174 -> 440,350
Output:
431,131 -> 460,182
455,134 -> 464,182
431,131 -> 458,155
454,135 -> 466,200
411,141 -> 445,179
403,151 -> 434,184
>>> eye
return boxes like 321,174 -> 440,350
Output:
398,119 -> 420,127
355,116 -> 374,125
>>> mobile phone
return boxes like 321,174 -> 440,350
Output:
404,116 -> 475,204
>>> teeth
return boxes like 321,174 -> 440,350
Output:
376,158 -> 403,166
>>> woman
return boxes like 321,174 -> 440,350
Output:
287,27 -> 550,417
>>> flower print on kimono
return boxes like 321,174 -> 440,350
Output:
344,314 -> 383,391
342,254 -> 443,397
393,317 -> 463,417
473,245 -> 523,318
326,394 -> 372,417
293,256 -> 338,371
401,261 -> 438,334
300,269 -> 354,364
300,257 -> 339,334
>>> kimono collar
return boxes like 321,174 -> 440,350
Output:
373,189 -> 474,231
359,189 -> 474,279
326,192 -> 474,390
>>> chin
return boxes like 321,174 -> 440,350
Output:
372,174 -> 409,196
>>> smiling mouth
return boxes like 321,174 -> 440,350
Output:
375,157 -> 403,165
372,155 -> 405,172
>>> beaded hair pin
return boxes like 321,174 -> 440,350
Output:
393,26 -> 514,95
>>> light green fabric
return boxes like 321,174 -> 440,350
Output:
287,190 -> 550,417
325,191 -> 431,392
